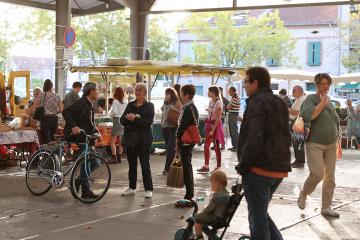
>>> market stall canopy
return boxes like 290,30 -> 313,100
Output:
269,68 -> 323,81
70,60 -> 245,76
333,72 -> 360,84
0,0 -> 125,16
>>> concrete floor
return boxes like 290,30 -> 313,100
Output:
0,146 -> 360,240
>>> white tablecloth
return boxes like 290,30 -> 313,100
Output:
0,130 -> 39,145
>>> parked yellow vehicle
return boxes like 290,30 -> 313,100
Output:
0,71 -> 31,118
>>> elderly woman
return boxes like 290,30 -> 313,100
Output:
346,99 -> 360,147
26,87 -> 42,117
297,73 -> 340,218
120,83 -> 155,199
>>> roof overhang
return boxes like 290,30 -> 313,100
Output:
0,0 -> 125,16
145,0 -> 360,14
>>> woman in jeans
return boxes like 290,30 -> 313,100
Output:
161,88 -> 182,175
175,84 -> 199,204
120,83 -> 154,199
108,87 -> 127,164
35,79 -> 62,144
198,86 -> 224,173
297,73 -> 340,217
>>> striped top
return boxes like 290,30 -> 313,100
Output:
229,93 -> 240,114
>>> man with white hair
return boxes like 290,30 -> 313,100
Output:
289,85 -> 306,168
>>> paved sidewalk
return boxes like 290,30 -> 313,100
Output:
0,147 -> 359,240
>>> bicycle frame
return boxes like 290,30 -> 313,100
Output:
38,135 -> 93,181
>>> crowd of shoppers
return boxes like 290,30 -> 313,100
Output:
25,65 -> 348,239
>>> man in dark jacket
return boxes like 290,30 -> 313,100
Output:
62,82 -> 99,199
236,67 -> 291,240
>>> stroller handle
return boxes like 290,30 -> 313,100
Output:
191,200 -> 198,215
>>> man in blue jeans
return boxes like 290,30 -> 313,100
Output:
236,67 -> 291,240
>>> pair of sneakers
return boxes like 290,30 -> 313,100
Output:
297,191 -> 339,218
197,166 -> 221,173
121,188 -> 153,198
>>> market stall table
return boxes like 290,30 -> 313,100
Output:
0,129 -> 39,167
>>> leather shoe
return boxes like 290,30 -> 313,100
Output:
81,190 -> 99,199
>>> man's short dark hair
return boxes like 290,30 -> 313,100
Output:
72,81 -> 82,89
43,79 -> 53,92
181,84 -> 196,99
246,67 -> 271,89
83,82 -> 97,96
279,89 -> 287,95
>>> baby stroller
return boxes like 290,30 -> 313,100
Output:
174,182 -> 250,240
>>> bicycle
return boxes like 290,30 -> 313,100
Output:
25,130 -> 111,204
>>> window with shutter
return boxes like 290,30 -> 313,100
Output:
308,42 -> 321,66
266,58 -> 279,67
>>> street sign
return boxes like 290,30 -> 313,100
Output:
64,48 -> 73,61
64,27 -> 76,48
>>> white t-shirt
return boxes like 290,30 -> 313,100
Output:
290,95 -> 306,120
208,98 -> 223,120
110,99 -> 127,118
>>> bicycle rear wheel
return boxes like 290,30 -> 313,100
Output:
70,154 -> 111,204
26,150 -> 57,196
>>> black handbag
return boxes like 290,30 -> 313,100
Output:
33,92 -> 46,121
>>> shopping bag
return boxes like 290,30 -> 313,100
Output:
167,157 -> 184,188
337,138 -> 342,160
291,115 -> 310,143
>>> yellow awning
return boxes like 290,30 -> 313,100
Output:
70,60 -> 244,76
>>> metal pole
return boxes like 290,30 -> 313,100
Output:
55,0 -> 70,98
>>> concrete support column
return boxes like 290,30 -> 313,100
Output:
55,0 -> 71,97
130,10 -> 149,60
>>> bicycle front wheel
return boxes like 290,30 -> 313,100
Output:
26,150 -> 57,196
70,154 -> 111,204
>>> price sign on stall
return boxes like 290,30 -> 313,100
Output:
64,27 -> 76,48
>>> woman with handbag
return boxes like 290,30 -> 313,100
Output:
175,84 -> 199,204
120,83 -> 155,199
34,79 -> 62,144
161,88 -> 182,175
198,86 -> 225,173
108,87 -> 127,164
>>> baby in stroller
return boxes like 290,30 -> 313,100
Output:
193,170 -> 229,239
174,171 -> 248,240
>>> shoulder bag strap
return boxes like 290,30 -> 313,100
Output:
40,92 -> 46,107
189,105 -> 198,126
209,98 -> 219,121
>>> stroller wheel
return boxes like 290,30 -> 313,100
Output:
174,228 -> 193,240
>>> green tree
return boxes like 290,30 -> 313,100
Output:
19,10 -> 176,64
73,11 -> 131,64
148,17 -> 176,61
341,11 -> 360,72
18,9 -> 55,45
185,11 -> 297,67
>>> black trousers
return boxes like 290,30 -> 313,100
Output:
290,120 -> 305,164
126,144 -> 153,191
40,115 -> 58,144
180,144 -> 195,200
162,127 -> 177,172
